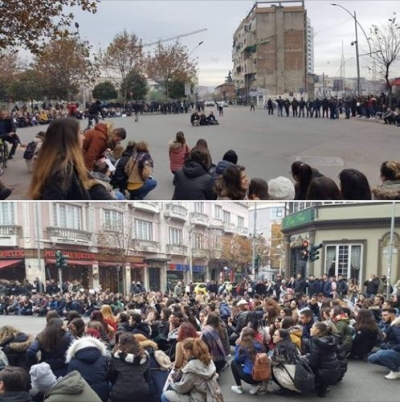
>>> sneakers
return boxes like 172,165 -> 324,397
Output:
249,384 -> 261,395
385,371 -> 400,380
231,386 -> 243,394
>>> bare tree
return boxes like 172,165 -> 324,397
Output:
100,30 -> 143,102
146,42 -> 197,99
0,0 -> 98,53
369,14 -> 400,95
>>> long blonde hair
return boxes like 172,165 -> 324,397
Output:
28,118 -> 88,199
101,304 -> 114,320
0,326 -> 19,344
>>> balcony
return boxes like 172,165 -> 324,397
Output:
237,226 -> 249,237
192,248 -> 209,259
244,58 -> 257,75
209,219 -> 224,229
47,227 -> 92,245
167,244 -> 188,255
134,240 -> 160,253
131,202 -> 159,214
190,212 -> 209,227
224,222 -> 236,234
0,225 -> 21,247
164,204 -> 188,221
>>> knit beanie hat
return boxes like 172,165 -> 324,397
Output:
223,150 -> 238,164
29,362 -> 57,395
268,176 -> 295,200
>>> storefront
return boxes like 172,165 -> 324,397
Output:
167,263 -> 206,285
0,250 -> 26,282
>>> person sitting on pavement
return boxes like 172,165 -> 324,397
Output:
0,366 -> 32,402
267,176 -> 295,200
199,113 -> 208,126
190,111 -> 200,126
214,164 -> 249,200
206,111 -> 219,125
248,178 -> 269,200
372,161 -> 400,200
169,131 -> 190,175
230,328 -> 266,395
211,150 -> 238,187
383,107 -> 396,124
30,362 -> 102,402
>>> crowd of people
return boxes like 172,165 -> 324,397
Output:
0,272 -> 400,402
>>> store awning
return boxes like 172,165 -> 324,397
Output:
132,263 -> 147,269
98,262 -> 123,267
0,260 -> 23,270
45,259 -> 93,266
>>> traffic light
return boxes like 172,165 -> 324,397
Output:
254,255 -> 261,273
310,243 -> 323,262
301,240 -> 310,261
55,250 -> 68,268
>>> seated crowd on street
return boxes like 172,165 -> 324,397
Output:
0,272 -> 400,402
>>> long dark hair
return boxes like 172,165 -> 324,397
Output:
215,164 -> 247,200
238,328 -> 264,361
205,312 -> 226,339
355,309 -> 379,332
37,318 -> 66,351
292,161 -> 312,200
306,177 -> 342,200
339,169 -> 371,200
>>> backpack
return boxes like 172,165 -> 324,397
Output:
283,355 -> 315,392
23,141 -> 38,160
252,352 -> 271,381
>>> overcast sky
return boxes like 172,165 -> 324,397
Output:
73,0 -> 400,86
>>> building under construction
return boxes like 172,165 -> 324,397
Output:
232,1 -> 314,104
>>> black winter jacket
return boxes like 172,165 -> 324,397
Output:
0,332 -> 33,371
172,161 -> 215,200
108,351 -> 150,402
308,335 -> 341,386
41,170 -> 90,200
351,328 -> 379,357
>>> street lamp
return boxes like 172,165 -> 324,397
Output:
74,22 -> 86,106
189,41 -> 204,57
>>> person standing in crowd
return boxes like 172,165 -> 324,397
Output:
168,132 -> 190,175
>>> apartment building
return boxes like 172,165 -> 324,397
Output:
0,202 -> 248,293
232,1 -> 309,103
281,203 -> 400,286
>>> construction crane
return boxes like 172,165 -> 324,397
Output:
142,28 -> 207,47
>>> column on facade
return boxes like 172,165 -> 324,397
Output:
24,258 -> 46,285
124,263 -> 131,296
159,263 -> 167,294
283,235 -> 291,279
91,261 -> 99,291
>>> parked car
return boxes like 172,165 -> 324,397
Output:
205,100 -> 215,107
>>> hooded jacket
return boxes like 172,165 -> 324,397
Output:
308,335 -> 341,385
163,358 -> 217,402
0,392 -> 32,402
372,180 -> 400,200
66,337 -> 109,402
0,332 -> 34,370
169,141 -> 190,173
172,161 -> 215,200
82,123 -> 110,171
43,370 -> 102,402
125,151 -> 153,190
211,160 -> 233,184
333,314 -> 353,353
381,317 -> 400,351
108,350 -> 150,402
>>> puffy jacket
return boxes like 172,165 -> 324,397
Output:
0,332 -> 34,371
66,337 -> 110,402
125,151 -> 153,190
172,161 -> 215,200
381,317 -> 400,350
308,335 -> 341,385
82,124 -> 109,171
27,332 -> 75,377
108,350 -> 150,402
43,370 -> 102,402
333,316 -> 353,353
351,328 -> 379,357
372,180 -> 400,200
169,141 -> 190,173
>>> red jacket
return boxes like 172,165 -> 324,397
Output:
82,123 -> 109,170
169,141 -> 190,173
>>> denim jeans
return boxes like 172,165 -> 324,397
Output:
129,179 -> 157,200
368,350 -> 400,372
161,394 -> 169,402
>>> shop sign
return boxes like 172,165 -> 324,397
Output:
44,250 -> 94,260
282,208 -> 315,230
0,250 -> 24,258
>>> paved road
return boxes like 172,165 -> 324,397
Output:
3,107 -> 398,200
1,315 -> 398,401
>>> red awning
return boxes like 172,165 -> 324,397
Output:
0,259 -> 23,270
45,259 -> 93,266
132,263 -> 147,268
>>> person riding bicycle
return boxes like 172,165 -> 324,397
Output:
0,110 -> 24,160
87,100 -> 104,128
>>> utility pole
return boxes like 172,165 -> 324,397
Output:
188,224 -> 193,283
354,11 -> 361,96
252,204 -> 257,279
387,202 -> 396,300
35,204 -> 43,293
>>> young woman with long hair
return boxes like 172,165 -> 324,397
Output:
101,304 -> 117,333
174,322 -> 199,370
291,161 -> 313,200
161,338 -> 219,402
27,317 -> 74,376
231,327 -> 265,395
109,333 -> 150,402
169,131 -> 190,174
350,309 -> 379,360
214,164 -> 249,200
28,118 -> 90,200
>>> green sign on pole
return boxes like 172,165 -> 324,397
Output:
282,208 -> 315,230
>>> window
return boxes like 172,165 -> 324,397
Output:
135,220 -> 153,241
103,210 -> 123,231
270,208 -> 283,219
53,204 -> 82,230
193,232 -> 204,249
289,203 -> 314,214
238,216 -> 245,227
223,211 -> 231,223
0,203 -> 15,225
169,228 -> 182,245
215,205 -> 222,220
325,244 -> 362,281
194,202 -> 204,213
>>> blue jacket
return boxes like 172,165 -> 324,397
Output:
381,318 -> 400,351
234,340 -> 264,375
66,337 -> 110,402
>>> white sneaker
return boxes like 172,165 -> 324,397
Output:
249,384 -> 261,395
385,371 -> 400,380
231,386 -> 244,394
